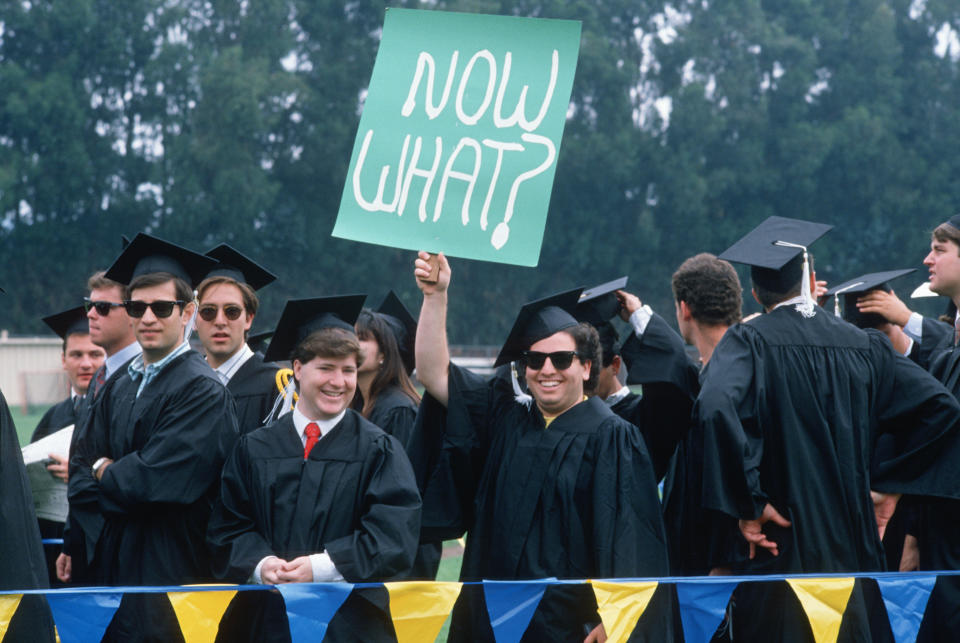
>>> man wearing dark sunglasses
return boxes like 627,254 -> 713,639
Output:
194,244 -> 279,433
412,252 -> 671,643
69,233 -> 238,642
59,271 -> 142,586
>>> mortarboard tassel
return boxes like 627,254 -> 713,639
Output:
832,281 -> 864,318
183,289 -> 199,343
511,361 -> 533,408
774,241 -> 816,318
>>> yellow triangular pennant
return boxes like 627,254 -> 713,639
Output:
590,580 -> 658,643
0,595 -> 23,642
786,577 -> 855,643
384,581 -> 462,643
167,587 -> 238,643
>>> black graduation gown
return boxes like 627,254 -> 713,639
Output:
411,363 -> 671,642
31,396 -> 77,442
660,366 -> 743,577
226,352 -> 280,434
0,389 -> 57,642
207,411 -> 421,642
66,357 -> 136,584
911,343 -> 960,641
87,351 -> 238,642
30,396 -> 77,587
367,386 -> 418,448
911,316 -> 953,370
365,386 -> 440,579
698,305 -> 960,642
613,313 -> 700,481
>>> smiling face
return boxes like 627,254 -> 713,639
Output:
196,282 -> 253,368
525,330 -> 590,417
294,353 -> 358,421
924,237 -> 960,299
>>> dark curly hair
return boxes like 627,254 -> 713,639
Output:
671,253 -> 742,326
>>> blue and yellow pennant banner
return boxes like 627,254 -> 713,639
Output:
1,572 -> 957,643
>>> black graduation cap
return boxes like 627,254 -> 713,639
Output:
204,244 -> 277,291
493,288 -> 584,367
718,216 -> 833,292
377,291 -> 417,375
42,306 -> 90,339
945,214 -> 960,232
247,329 -> 274,356
575,276 -> 628,327
263,295 -> 367,363
104,233 -> 218,287
824,269 -> 916,328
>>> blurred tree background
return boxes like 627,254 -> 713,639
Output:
2,0 -> 959,340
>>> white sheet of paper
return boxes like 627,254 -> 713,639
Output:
21,424 -> 74,523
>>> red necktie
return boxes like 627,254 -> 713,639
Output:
94,367 -> 106,397
303,423 -> 320,459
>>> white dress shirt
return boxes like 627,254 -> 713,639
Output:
213,343 -> 255,386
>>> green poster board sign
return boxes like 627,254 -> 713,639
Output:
332,8 -> 581,267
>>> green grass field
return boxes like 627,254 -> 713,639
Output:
11,404 -> 49,446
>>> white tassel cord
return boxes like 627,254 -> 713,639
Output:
831,281 -> 864,318
511,361 -> 533,408
774,241 -> 816,318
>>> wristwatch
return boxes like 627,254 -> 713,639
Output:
92,457 -> 110,477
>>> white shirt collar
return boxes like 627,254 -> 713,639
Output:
292,404 -> 347,445
104,341 -> 142,378
604,385 -> 632,407
214,343 -> 255,385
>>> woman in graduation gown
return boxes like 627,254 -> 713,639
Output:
207,296 -> 421,643
353,302 -> 421,447
411,253 -> 672,643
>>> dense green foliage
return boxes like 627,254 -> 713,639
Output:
2,0 -> 958,340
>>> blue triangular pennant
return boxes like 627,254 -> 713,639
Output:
483,580 -> 549,643
675,580 -> 738,643
46,592 -> 122,643
277,583 -> 353,643
876,575 -> 937,643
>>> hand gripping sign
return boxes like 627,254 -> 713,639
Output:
333,8 -> 581,267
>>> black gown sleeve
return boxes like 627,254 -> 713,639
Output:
66,388 -> 110,563
697,325 -> 767,520
325,434 -> 422,582
870,332 -> 960,499
591,418 -> 670,577
207,437 -> 275,582
98,377 -> 238,515
615,313 -> 699,480
406,363 -> 496,541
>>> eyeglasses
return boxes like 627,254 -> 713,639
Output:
83,298 -> 125,316
198,304 -> 244,322
123,300 -> 186,319
522,350 -> 582,370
